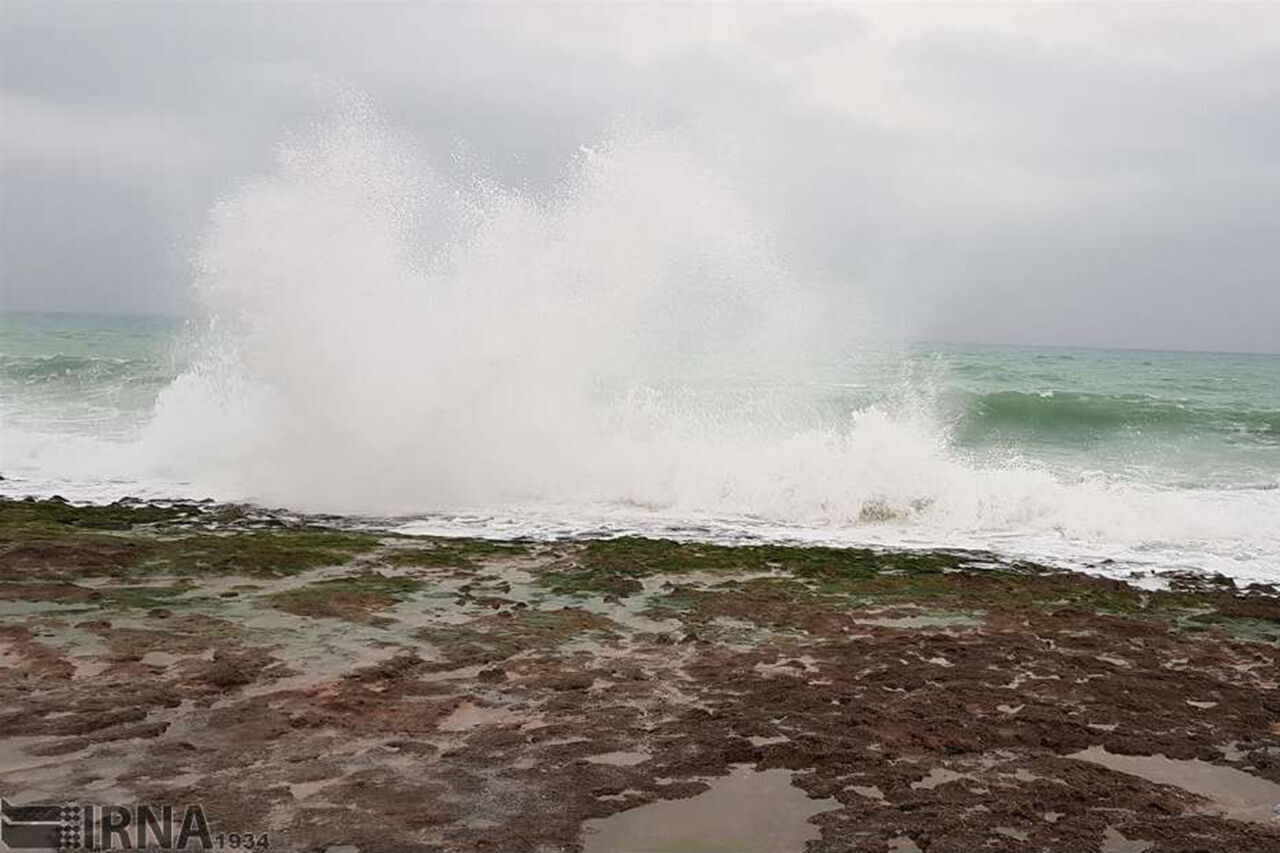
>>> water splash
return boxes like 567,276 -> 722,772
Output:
4,105 -> 1279,583
148,102 -> 839,512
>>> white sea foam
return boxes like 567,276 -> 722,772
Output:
3,106 -> 1278,584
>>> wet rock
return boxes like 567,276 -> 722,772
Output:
477,666 -> 507,683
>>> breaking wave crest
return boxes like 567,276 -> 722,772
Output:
0,354 -> 167,388
5,104 -> 1279,582
962,390 -> 1280,442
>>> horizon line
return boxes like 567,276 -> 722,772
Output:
2,307 -> 1277,358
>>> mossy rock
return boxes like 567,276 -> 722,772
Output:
267,572 -> 426,623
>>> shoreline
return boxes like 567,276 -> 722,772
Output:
1,496 -> 1278,851
3,487 -> 1275,590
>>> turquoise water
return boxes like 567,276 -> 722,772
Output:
0,312 -> 184,437
2,310 -> 1278,581
6,312 -> 1277,483
932,344 -> 1280,487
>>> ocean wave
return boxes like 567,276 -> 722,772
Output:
3,110 -> 1278,585
0,353 -> 171,388
961,390 -> 1280,442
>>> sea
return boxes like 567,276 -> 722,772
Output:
3,309 -> 1278,585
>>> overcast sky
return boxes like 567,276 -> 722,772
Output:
2,2 -> 1278,353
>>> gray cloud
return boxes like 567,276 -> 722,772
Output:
2,2 -> 1277,352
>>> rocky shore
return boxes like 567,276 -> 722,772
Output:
1,497 -> 1278,852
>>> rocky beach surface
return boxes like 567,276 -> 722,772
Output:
1,497 -> 1278,852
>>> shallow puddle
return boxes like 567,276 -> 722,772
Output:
0,600 -> 92,616
1071,745 -> 1280,824
581,765 -> 838,853
911,767 -> 965,790
851,611 -> 981,630
1100,826 -> 1153,853
140,650 -> 179,668
438,700 -> 528,732
289,779 -> 333,800
584,751 -> 650,767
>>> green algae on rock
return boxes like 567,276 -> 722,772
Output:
1,497 -> 1278,852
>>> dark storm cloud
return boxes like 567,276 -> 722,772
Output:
1,2 -> 1277,352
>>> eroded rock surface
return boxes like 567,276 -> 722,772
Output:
1,497 -> 1278,851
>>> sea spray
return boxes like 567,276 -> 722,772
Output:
3,109 -> 1279,582
149,104 -> 831,511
